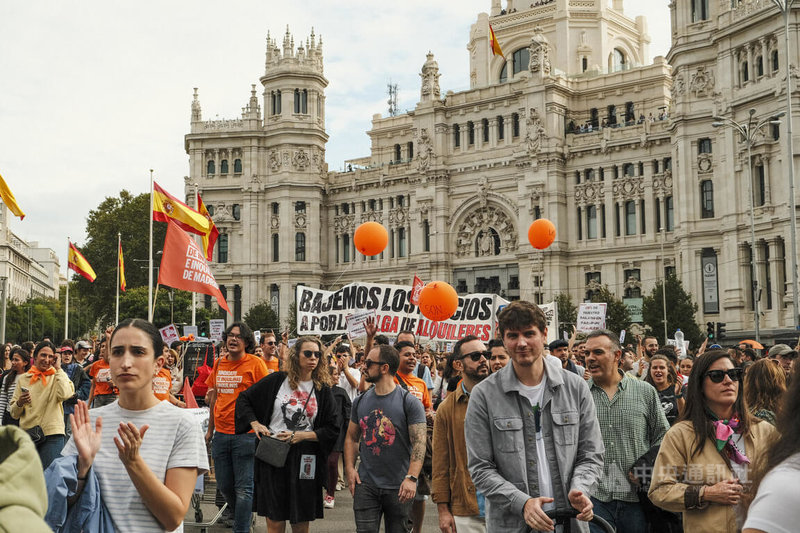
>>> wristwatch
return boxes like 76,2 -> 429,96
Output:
405,474 -> 418,483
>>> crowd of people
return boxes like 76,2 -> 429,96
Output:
0,301 -> 798,532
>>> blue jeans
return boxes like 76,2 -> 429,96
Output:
353,481 -> 412,533
38,434 -> 66,470
212,432 -> 255,533
590,497 -> 646,533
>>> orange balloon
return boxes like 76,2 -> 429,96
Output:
528,218 -> 556,249
353,222 -> 389,256
418,281 -> 459,322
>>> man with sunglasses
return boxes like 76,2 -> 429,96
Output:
432,335 -> 490,533
345,345 -> 427,533
205,322 -> 268,533
259,330 -> 280,374
465,301 -> 604,533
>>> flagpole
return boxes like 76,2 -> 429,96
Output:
148,169 -> 154,322
192,183 -> 199,327
116,232 -> 121,325
152,283 -> 160,318
65,239 -> 70,339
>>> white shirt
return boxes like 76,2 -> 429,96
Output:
517,375 -> 554,511
62,401 -> 208,533
338,367 -> 362,401
268,378 -> 317,433
743,453 -> 800,533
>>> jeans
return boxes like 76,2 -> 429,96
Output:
590,497 -> 647,533
38,434 -> 66,470
353,481 -> 413,533
212,432 -> 255,533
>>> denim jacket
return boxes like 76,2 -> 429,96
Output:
44,455 -> 115,532
465,355 -> 605,532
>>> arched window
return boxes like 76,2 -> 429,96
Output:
454,124 -> 461,147
611,49 -> 626,72
220,159 -> 228,174
586,169 -> 595,182
272,233 -> 280,262
233,158 -> 242,173
701,180 -> 714,218
407,141 -> 414,159
342,233 -> 350,263
207,160 -> 215,175
512,48 -> 530,76
582,57 -> 588,72
499,62 -> 508,83
394,144 -> 402,162
698,138 -> 712,154
623,163 -> 635,177
423,219 -> 430,252
497,115 -> 505,140
295,232 -> 306,261
665,196 -> 674,231
482,118 -> 489,143
271,90 -> 282,115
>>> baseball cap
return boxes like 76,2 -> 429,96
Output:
76,340 -> 91,350
768,344 -> 798,358
58,346 -> 74,353
548,339 -> 569,351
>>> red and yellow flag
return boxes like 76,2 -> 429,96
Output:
0,172 -> 25,220
118,240 -> 126,292
489,24 -> 504,57
197,193 -> 219,261
68,242 -> 97,282
152,182 -> 210,236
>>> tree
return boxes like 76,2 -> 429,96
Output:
243,300 -> 280,332
285,299 -> 297,335
554,292 -> 577,336
642,273 -> 704,348
590,285 -> 631,336
118,286 -> 213,329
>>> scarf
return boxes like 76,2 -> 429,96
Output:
29,366 -> 56,386
711,414 -> 750,465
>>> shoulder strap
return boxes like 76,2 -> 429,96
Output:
395,373 -> 409,391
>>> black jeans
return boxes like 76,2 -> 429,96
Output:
353,481 -> 412,533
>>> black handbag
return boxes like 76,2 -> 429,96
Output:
254,388 -> 313,468
26,425 -> 45,446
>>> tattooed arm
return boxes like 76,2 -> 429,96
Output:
398,421 -> 426,503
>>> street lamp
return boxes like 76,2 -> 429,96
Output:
712,109 -> 785,343
769,0 -> 799,329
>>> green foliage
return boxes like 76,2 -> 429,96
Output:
243,300 -> 280,332
554,292 -> 577,334
286,299 -> 297,335
589,285 -> 632,336
642,274 -> 704,347
118,286 -> 213,329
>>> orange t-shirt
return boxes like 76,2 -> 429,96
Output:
89,359 -> 115,396
205,353 -> 268,434
153,367 -> 171,401
263,356 -> 280,374
395,372 -> 432,411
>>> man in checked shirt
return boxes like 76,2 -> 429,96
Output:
584,329 -> 669,533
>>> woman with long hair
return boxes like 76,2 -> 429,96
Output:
0,347 -> 31,426
2,343 -> 12,371
235,336 -> 339,533
9,341 -> 75,468
742,373 -> 800,532
47,319 -> 208,532
644,353 -> 685,426
649,349 -> 776,532
744,358 -> 786,426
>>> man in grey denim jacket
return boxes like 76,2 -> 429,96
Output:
465,301 -> 605,532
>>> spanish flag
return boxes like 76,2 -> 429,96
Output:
68,242 -> 97,282
152,182 -> 210,236
197,192 -> 219,261
0,172 -> 25,220
118,240 -> 126,292
489,24 -> 504,57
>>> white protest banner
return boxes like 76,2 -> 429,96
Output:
159,324 -> 180,346
576,303 -> 607,333
183,325 -> 198,339
209,319 -> 225,342
253,330 -> 261,345
296,282 -> 509,342
346,309 -> 377,339
539,301 -> 558,344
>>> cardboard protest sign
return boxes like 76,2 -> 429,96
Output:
346,309 -> 377,339
159,324 -> 180,346
209,319 -> 225,342
577,303 -> 607,333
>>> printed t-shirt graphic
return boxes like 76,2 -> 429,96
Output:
359,408 -> 397,455
152,367 -> 171,401
268,379 -> 317,432
90,359 -> 114,395
395,372 -> 432,410
205,353 -> 268,434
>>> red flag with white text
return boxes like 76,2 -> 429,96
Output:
157,220 -> 230,314
410,274 -> 424,306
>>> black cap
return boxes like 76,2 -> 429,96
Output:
549,339 -> 568,351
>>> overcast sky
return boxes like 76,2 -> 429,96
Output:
0,1 -> 670,276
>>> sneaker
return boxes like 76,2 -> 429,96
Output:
336,481 -> 345,491
323,495 -> 335,509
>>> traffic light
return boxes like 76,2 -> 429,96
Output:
716,322 -> 727,341
706,322 -> 715,340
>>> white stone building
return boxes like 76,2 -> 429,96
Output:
185,0 -> 800,342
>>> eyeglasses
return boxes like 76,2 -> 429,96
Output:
705,368 -> 744,383
227,334 -> 242,340
265,341 -> 277,346
302,350 -> 322,359
459,350 -> 491,362
364,359 -> 387,368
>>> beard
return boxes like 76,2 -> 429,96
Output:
464,365 -> 489,382
365,372 -> 382,384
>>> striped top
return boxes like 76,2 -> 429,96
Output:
62,400 -> 209,532
0,372 -> 19,423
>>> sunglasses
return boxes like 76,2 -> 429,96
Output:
459,350 -> 491,362
705,368 -> 744,383
302,350 -> 322,359
364,359 -> 387,368
265,341 -> 277,346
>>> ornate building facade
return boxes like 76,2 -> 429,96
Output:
185,0 -> 800,342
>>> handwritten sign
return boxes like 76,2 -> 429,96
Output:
209,319 -> 225,343
577,303 -> 607,333
346,309 -> 377,339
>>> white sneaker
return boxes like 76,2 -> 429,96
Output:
324,496 -> 335,509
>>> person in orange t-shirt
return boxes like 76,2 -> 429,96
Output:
204,323 -> 268,532
88,339 -> 117,408
259,330 -> 281,374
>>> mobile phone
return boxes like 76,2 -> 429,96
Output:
20,387 -> 29,393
